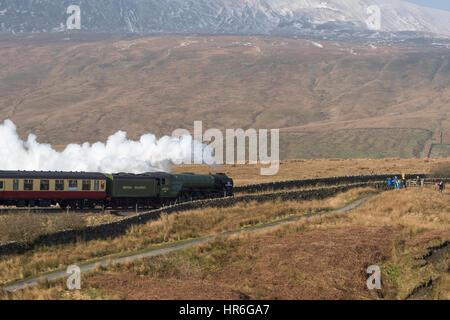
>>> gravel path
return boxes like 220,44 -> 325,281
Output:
3,195 -> 375,292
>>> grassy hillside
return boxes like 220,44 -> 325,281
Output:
0,188 -> 372,288
0,35 -> 449,159
430,144 -> 450,159
282,129 -> 432,159
2,186 -> 448,300
173,158 -> 449,185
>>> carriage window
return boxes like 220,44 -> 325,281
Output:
82,180 -> 91,191
162,178 -> 166,185
40,180 -> 50,191
55,180 -> 64,191
0,181 -> 3,189
69,180 -> 78,190
94,180 -> 100,191
13,180 -> 19,190
24,180 -> 33,191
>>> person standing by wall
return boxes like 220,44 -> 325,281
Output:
387,177 -> 393,189
438,181 -> 445,196
394,176 -> 401,190
402,173 -> 407,189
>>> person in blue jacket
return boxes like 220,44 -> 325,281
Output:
387,177 -> 393,189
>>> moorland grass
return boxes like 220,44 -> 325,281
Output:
0,188 -> 374,288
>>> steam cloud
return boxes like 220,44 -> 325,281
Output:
0,119 -> 214,173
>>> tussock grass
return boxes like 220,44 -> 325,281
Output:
0,188 -> 374,287
112,187 -> 449,300
328,187 -> 448,235
2,187 -> 447,300
110,238 -> 243,280
430,162 -> 450,178
174,158 -> 448,185
0,212 -> 124,244
0,277 -> 96,300
250,186 -> 449,299
0,239 -> 244,300
260,186 -> 448,234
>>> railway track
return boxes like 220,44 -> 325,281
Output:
0,181 -> 387,258
0,174 -> 425,215
0,184 -> 374,215
0,207 -> 145,216
1,174 -> 446,217
0,207 -> 99,215
1,174 -> 447,293
2,175 -> 447,258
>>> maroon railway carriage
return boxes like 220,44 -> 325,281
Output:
0,171 -> 107,208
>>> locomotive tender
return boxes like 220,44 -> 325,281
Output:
0,170 -> 234,209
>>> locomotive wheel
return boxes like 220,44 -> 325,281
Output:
76,201 -> 84,210
59,202 -> 69,209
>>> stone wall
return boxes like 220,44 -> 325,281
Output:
2,175 -> 448,257
0,181 -> 387,257
234,174 -> 427,194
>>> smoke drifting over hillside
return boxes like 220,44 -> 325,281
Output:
0,119 -> 212,173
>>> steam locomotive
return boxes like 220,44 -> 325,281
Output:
0,171 -> 234,209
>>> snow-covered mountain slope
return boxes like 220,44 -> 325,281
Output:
0,0 -> 449,38
266,0 -> 450,35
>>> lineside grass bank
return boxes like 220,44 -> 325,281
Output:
0,188 -> 375,289
0,212 -> 125,244
4,187 -> 446,300
173,158 -> 449,185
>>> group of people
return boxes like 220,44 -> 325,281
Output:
386,174 -> 445,196
386,175 -> 409,190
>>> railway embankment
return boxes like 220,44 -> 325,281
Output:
1,174 -> 447,257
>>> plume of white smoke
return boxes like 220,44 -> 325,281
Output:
0,119 -> 214,173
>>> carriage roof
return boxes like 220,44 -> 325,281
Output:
0,171 -> 106,180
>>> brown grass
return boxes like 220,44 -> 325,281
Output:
101,226 -> 399,300
1,35 -> 449,159
2,183 -> 448,300
430,162 -> 450,178
2,225 -> 400,300
316,187 -> 450,236
0,157 -> 445,246
253,186 -> 450,299
97,187 -> 449,300
0,212 -> 125,244
0,187 -> 373,288
5,186 -> 447,300
174,158 -> 448,185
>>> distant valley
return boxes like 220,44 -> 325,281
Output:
0,34 -> 449,159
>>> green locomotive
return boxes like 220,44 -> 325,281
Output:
0,171 -> 234,209
105,172 -> 233,209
